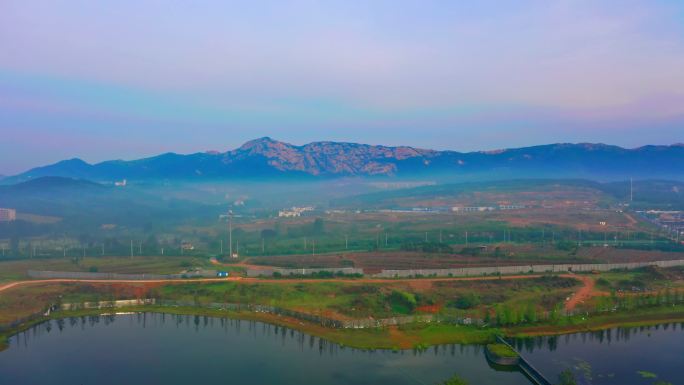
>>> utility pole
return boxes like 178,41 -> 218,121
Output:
139,241 -> 142,255
262,238 -> 265,254
101,243 -> 104,256
130,240 -> 133,258
630,177 -> 633,203
385,232 -> 388,247
345,235 -> 348,250
578,229 -> 582,247
312,240 -> 315,256
439,230 -> 442,243
425,232 -> 428,242
220,239 -> 223,255
465,231 -> 468,247
228,210 -> 233,258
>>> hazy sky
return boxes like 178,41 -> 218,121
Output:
2,0 -> 684,174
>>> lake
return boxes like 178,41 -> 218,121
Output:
2,313 -> 682,385
0,313 -> 529,385
511,323 -> 684,385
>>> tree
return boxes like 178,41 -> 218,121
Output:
9,236 -> 20,256
145,234 -> 159,253
453,293 -> 480,309
525,303 -> 538,323
313,218 -> 325,235
261,229 -> 277,239
389,290 -> 417,313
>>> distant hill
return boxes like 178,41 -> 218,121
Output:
0,176 -> 105,193
5,138 -> 684,183
0,176 -> 217,227
331,179 -> 684,211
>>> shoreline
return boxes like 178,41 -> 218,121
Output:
3,305 -> 684,353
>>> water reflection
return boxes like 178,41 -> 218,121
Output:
510,323 -> 682,353
511,324 -> 683,385
13,313 -> 499,359
2,313 -> 532,385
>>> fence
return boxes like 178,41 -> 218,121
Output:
246,267 -> 363,278
371,259 -> 684,278
61,298 -> 157,311
27,270 -> 213,280
55,298 -> 461,329
29,260 -> 684,281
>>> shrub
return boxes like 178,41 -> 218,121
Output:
389,290 -> 417,313
452,293 -> 481,309
556,240 -> 576,251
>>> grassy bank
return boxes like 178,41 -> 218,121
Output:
507,304 -> 684,337
0,305 -> 498,352
3,303 -> 684,354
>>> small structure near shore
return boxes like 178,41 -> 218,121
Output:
484,343 -> 520,366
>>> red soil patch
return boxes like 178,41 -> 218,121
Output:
416,303 -> 443,313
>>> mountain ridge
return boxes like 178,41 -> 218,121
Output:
4,137 -> 684,183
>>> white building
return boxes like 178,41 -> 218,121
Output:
278,206 -> 314,218
0,208 -> 16,222
499,204 -> 525,210
451,206 -> 494,212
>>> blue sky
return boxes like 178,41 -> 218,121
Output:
1,0 -> 684,174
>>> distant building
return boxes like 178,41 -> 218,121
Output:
452,206 -> 494,212
181,242 -> 195,251
278,210 -> 300,218
278,206 -> 314,218
499,204 -> 525,210
0,208 -> 16,222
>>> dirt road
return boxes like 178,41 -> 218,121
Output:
564,275 -> 595,311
